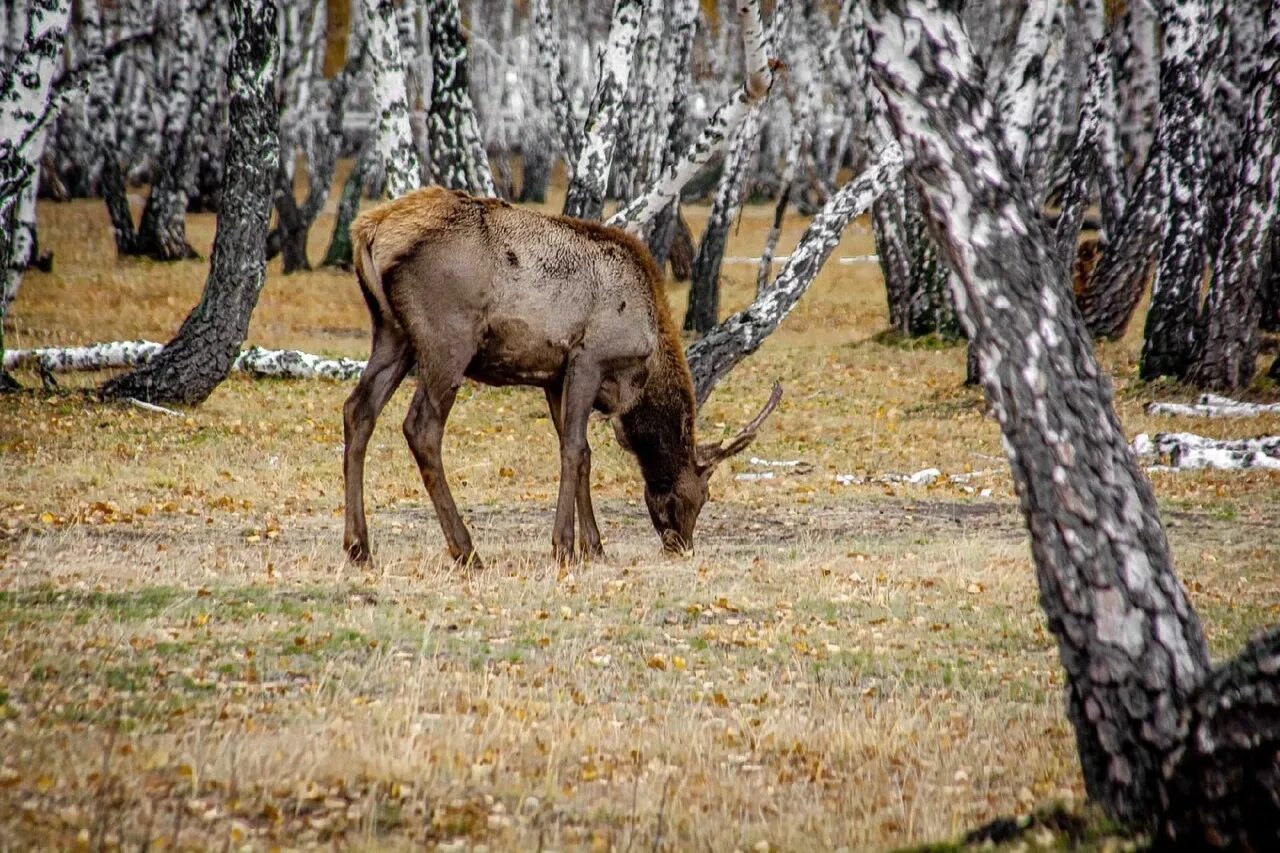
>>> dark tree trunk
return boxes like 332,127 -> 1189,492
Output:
101,0 -> 279,405
129,3 -> 205,262
867,0 -> 1213,829
1262,229 -> 1280,333
1157,626 -> 1280,850
904,186 -> 959,338
685,112 -> 762,334
1185,24 -> 1280,391
518,145 -> 551,203
873,174 -> 913,335
1138,0 -> 1208,381
322,148 -> 368,269
272,162 -> 310,273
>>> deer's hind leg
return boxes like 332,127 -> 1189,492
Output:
545,387 -> 604,559
402,330 -> 481,568
343,325 -> 413,563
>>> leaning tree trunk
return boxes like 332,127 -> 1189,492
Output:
869,0 -> 1209,825
561,0 -> 644,220
100,0 -> 279,405
685,144 -> 903,405
425,0 -> 495,196
1184,14 -> 1280,391
868,5 -> 1280,845
1139,0 -> 1208,381
685,110 -> 762,334
0,0 -> 72,390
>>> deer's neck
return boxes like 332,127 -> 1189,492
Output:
618,342 -> 698,491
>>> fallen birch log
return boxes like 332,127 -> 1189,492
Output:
1131,431 -> 1280,470
1147,394 -> 1280,418
4,341 -> 368,381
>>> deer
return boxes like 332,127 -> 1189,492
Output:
343,186 -> 782,568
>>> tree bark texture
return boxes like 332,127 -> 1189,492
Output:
362,0 -> 421,199
685,143 -> 903,406
685,109 -> 762,334
1184,13 -> 1280,391
1114,0 -> 1157,187
100,0 -> 280,405
131,0 -> 203,261
0,0 -> 71,318
1140,0 -> 1209,381
425,0 -> 495,197
562,0 -> 644,220
1157,627 -> 1280,850
867,0 -> 1212,828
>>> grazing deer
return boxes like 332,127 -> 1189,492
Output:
343,186 -> 781,566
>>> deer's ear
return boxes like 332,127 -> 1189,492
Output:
695,382 -> 783,477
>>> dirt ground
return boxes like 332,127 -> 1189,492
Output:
2,177 -> 1278,851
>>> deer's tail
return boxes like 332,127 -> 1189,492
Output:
352,218 -> 395,324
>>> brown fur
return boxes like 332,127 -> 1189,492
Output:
343,187 -> 771,565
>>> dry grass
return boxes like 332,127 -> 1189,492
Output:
1,177 -> 1278,851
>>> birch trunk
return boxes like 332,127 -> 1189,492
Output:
131,0 -> 202,261
685,109 -> 762,334
362,0 -> 421,199
867,0 -> 1213,827
561,0 -> 644,220
608,0 -> 774,233
0,0 -> 71,388
1139,0 -> 1208,381
1184,18 -> 1280,390
425,0 -> 495,196
100,0 -> 279,405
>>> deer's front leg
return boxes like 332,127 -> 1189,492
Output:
545,387 -> 605,559
552,359 -> 601,563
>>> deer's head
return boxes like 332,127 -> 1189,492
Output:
637,383 -> 783,554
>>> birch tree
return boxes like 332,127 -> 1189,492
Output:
867,1 -> 1280,843
101,0 -> 280,405
0,0 -> 71,391
561,0 -> 645,220
1138,0 -> 1208,381
362,0 -> 421,199
425,0 -> 495,196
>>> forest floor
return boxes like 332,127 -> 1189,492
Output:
2,176 -> 1279,851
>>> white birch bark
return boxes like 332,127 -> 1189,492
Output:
1132,432 -> 1280,471
6,341 -> 368,382
608,0 -> 775,232
1147,394 -> 1280,418
362,0 -> 422,199
561,0 -> 645,219
1114,0 -> 1158,185
425,0 -> 495,196
0,0 -> 72,313
532,0 -> 583,160
994,0 -> 1061,169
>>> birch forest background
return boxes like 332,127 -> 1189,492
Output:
2,0 -> 1279,849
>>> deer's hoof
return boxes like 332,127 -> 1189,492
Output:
582,543 -> 606,561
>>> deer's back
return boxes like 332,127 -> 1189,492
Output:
354,188 -> 676,404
